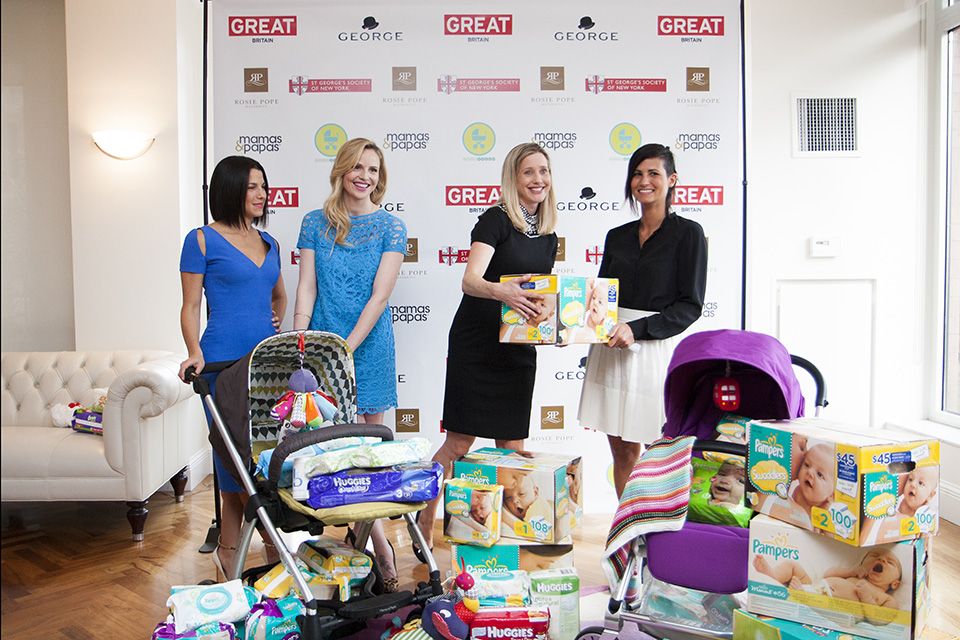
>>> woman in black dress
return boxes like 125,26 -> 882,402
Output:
414,142 -> 559,555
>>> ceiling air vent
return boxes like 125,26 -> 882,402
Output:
792,97 -> 859,157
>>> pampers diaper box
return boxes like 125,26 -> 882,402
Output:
747,515 -> 931,640
499,274 -> 618,345
745,418 -> 940,547
452,538 -> 575,578
452,448 -> 583,544
442,478 -> 503,547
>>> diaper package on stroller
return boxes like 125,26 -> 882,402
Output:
187,330 -> 443,640
580,329 -> 826,640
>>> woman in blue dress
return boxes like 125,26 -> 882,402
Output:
293,138 -> 406,592
178,155 -> 287,577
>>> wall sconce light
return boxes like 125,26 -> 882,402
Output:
92,130 -> 155,160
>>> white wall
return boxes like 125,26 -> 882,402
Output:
63,0 -> 203,352
1,0 -> 75,352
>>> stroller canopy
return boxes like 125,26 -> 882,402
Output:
663,329 -> 805,440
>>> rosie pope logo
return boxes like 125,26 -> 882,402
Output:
229,16 -> 297,36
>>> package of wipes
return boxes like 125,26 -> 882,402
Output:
166,581 -> 258,635
529,568 -> 580,640
443,479 -> 502,547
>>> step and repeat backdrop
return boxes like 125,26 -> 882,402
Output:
213,0 -> 743,513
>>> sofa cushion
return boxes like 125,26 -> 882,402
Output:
1,426 -> 120,478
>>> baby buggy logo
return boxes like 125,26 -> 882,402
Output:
463,123 -> 496,157
315,124 -> 347,157
609,123 -> 641,156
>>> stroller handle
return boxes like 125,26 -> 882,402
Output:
790,355 -> 829,414
267,423 -> 396,490
183,359 -> 242,396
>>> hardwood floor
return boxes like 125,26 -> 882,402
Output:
2,476 -> 958,639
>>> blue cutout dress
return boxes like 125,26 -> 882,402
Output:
180,226 -> 281,492
297,208 -> 407,414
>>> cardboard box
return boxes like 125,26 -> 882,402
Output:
452,448 -> 583,543
745,418 -> 940,546
734,611 -> 954,640
499,274 -> 618,344
452,538 -> 574,577
443,479 -> 503,547
747,515 -> 931,640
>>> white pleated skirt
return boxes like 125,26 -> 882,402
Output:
577,308 -> 680,444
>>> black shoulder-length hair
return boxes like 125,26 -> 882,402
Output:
209,155 -> 270,228
624,143 -> 677,215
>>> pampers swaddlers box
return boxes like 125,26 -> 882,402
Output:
747,515 -> 931,640
745,418 -> 940,546
443,479 -> 502,547
452,448 -> 583,543
499,274 -> 618,345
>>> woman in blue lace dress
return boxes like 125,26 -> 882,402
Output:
293,138 -> 406,591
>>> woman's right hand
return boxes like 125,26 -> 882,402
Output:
179,354 -> 205,382
499,274 -> 544,319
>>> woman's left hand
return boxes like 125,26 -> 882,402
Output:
272,312 -> 281,332
605,322 -> 636,349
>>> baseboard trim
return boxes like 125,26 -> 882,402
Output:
159,448 -> 212,496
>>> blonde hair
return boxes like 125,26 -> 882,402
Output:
496,143 -> 557,235
323,138 -> 387,245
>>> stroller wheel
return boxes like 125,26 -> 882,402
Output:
576,626 -> 617,640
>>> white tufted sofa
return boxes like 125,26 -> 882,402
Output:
1,350 -> 205,540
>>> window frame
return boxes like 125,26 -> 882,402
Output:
927,2 -> 960,428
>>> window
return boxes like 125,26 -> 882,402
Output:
933,2 -> 960,425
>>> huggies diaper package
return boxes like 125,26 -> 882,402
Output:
443,479 -> 503,547
747,514 -> 930,640
499,274 -> 618,345
529,568 -> 580,640
745,418 -> 940,546
687,456 -> 752,528
305,460 -> 442,508
452,448 -> 583,543
469,608 -> 551,640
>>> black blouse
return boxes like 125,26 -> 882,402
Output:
597,213 -> 707,341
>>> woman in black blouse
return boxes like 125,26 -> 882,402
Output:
578,143 -> 707,498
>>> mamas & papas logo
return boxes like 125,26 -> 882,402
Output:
532,132 -> 577,151
444,14 -> 513,36
395,409 -> 419,433
229,16 -> 297,37
392,305 -> 430,324
235,134 -> 282,154
675,133 -> 720,152
541,406 -> 564,430
382,132 -> 430,152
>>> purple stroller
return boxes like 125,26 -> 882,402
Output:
579,329 -> 826,640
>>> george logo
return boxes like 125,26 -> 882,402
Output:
395,409 -> 420,433
556,238 -> 565,262
382,132 -> 430,152
540,67 -> 564,90
462,123 -> 496,156
557,195 -> 620,212
339,16 -> 403,41
687,67 -> 710,91
438,76 -> 520,94
393,67 -> 417,91
289,77 -> 372,95
234,134 -> 282,154
445,185 -> 501,206
609,123 -> 642,156
404,238 -> 418,263
586,246 -> 604,265
229,16 -> 297,37
675,133 -> 720,152
674,186 -> 724,205
658,16 -> 725,36
444,14 -> 513,36
268,187 -> 298,208
586,75 -> 666,93
315,124 -> 348,157
439,246 -> 471,265
541,406 -> 564,430
532,132 -> 576,151
554,16 -> 619,42
244,68 -> 268,93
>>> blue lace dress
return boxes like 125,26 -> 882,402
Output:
297,208 -> 407,414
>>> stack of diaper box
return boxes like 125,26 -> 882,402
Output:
739,418 -> 939,640
444,448 -> 585,640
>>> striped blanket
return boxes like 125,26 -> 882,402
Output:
601,435 -> 696,592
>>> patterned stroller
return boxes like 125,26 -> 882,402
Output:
578,329 -> 826,640
189,330 -> 443,639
